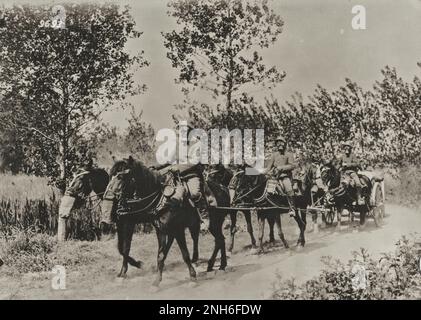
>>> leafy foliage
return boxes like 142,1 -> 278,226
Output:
271,235 -> 421,300
0,4 -> 148,191
164,0 -> 285,111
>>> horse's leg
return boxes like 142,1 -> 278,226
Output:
268,215 -> 275,244
152,231 -> 174,287
218,214 -> 228,271
336,206 -> 342,231
300,208 -> 307,246
189,217 -> 200,263
228,211 -> 237,253
293,209 -> 306,247
275,212 -> 289,249
359,206 -> 367,228
244,211 -> 257,248
256,211 -> 265,253
207,212 -> 226,271
175,231 -> 197,282
117,220 -> 136,278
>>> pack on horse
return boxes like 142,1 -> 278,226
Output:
58,163 -> 110,241
100,157 -> 229,287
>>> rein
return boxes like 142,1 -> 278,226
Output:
233,179 -> 266,204
116,191 -> 162,216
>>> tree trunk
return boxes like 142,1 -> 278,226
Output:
57,140 -> 68,242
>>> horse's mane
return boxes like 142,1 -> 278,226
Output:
109,160 -> 129,177
110,158 -> 162,197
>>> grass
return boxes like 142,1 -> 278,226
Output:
0,174 -> 57,201
0,174 -> 103,239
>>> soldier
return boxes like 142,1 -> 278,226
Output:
264,136 -> 297,217
155,123 -> 210,230
338,141 -> 365,205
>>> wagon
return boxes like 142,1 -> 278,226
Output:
306,170 -> 386,228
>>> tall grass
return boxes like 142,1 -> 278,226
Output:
0,174 -> 57,200
0,174 -> 101,240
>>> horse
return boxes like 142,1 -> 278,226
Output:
58,167 -> 109,241
320,161 -> 371,229
100,157 -> 228,287
229,169 -> 303,254
203,164 -> 238,253
298,162 -> 333,229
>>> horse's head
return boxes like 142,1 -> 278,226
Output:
204,164 -> 233,187
229,168 -> 265,206
101,157 -> 161,220
58,168 -> 109,218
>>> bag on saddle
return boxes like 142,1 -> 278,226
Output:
265,178 -> 279,195
155,172 -> 187,213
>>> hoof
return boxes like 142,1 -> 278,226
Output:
226,251 -> 232,258
188,280 -> 198,288
149,285 -> 160,293
151,279 -> 161,288
134,261 -> 143,269
250,248 -> 260,255
295,245 -> 303,252
115,276 -> 126,284
116,273 -> 127,279
218,266 -> 226,272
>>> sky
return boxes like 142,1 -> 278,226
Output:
3,0 -> 421,131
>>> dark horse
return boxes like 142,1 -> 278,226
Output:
298,162 -> 334,230
58,167 -> 109,241
203,164 -> 239,253
100,158 -> 229,286
229,169 -> 307,253
320,161 -> 371,229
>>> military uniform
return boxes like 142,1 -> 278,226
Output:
338,143 -> 364,204
155,131 -> 210,222
265,137 -> 297,215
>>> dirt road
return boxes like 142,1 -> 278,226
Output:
1,204 -> 420,300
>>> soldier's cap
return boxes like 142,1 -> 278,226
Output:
342,141 -> 353,148
176,121 -> 194,131
275,136 -> 286,143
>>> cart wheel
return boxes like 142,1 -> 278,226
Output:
373,184 -> 384,227
325,208 -> 335,226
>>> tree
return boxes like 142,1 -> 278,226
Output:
124,106 -> 156,164
163,0 -> 285,110
0,4 -> 148,191
373,66 -> 421,166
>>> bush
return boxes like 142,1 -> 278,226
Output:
0,229 -> 56,274
271,235 -> 421,300
0,228 -> 112,276
385,166 -> 421,208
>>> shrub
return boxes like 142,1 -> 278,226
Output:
271,235 -> 421,300
0,228 -> 56,274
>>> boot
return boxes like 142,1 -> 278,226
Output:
287,196 -> 296,217
194,198 -> 209,231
